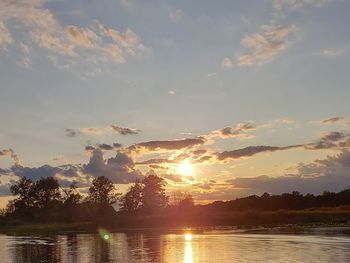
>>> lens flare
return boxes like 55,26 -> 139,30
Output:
99,228 -> 112,243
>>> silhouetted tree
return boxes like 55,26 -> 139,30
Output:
62,183 -> 82,206
141,174 -> 168,212
10,177 -> 35,209
34,177 -> 61,208
178,194 -> 194,211
120,181 -> 143,212
88,176 -> 119,206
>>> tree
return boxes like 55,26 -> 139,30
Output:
88,176 -> 119,206
10,176 -> 35,209
141,174 -> 168,212
178,194 -> 194,211
120,181 -> 143,212
62,183 -> 82,206
34,177 -> 61,208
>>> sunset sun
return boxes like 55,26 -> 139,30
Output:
177,160 -> 193,176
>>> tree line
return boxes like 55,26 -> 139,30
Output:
205,190 -> 350,211
0,174 -> 194,225
1,173 -> 350,228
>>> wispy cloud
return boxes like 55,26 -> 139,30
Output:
210,122 -> 256,139
273,0 -> 331,11
109,124 -> 141,135
0,0 -> 146,70
0,21 -> 13,49
221,57 -> 233,70
0,149 -> 20,165
237,24 -> 297,66
129,137 -> 206,153
80,127 -> 103,135
321,116 -> 345,124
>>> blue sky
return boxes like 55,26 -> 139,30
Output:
1,0 -> 350,206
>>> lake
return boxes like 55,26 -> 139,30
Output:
0,229 -> 350,262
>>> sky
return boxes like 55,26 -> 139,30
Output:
1,0 -> 350,208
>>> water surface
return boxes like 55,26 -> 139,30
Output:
0,230 -> 349,262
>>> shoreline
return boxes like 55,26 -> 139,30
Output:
1,222 -> 350,236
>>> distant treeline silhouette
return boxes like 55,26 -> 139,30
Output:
205,190 -> 350,211
1,174 -> 350,228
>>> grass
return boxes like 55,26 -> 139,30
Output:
0,222 -> 93,235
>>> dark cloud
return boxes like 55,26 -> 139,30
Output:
85,145 -> 96,152
206,122 -> 256,140
216,122 -> 256,139
149,164 -> 167,170
226,174 -> 350,195
109,124 -> 140,135
86,143 -> 122,152
83,149 -> 143,183
224,150 -> 350,196
216,145 -> 302,161
306,131 -> 350,150
137,158 -> 175,165
97,143 -> 114,151
66,128 -> 78,137
10,164 -> 89,187
322,116 -> 345,124
113,143 -> 122,148
129,137 -> 206,152
0,163 -> 91,192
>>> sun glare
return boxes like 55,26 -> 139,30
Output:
184,233 -> 192,241
177,160 -> 193,176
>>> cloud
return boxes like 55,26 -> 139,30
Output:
65,25 -> 97,48
96,143 -> 122,151
0,163 -> 91,188
66,127 -> 103,137
18,43 -> 31,68
0,174 -> 19,196
221,57 -> 233,70
0,21 -> 13,49
66,128 -> 78,137
109,124 -> 140,135
273,0 -> 331,11
129,137 -> 206,153
0,149 -> 20,165
80,127 -> 103,135
0,149 -> 143,195
237,24 -> 296,66
97,144 -> 114,151
322,48 -> 349,57
216,145 -> 302,161
83,149 -> 143,183
321,116 -> 345,124
225,150 -> 350,196
211,122 -> 256,139
97,21 -> 145,56
0,0 -> 146,70
137,158 -> 174,165
306,131 -> 350,150
169,9 -> 183,22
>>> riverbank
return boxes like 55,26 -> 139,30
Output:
2,222 -> 350,236
0,222 -> 93,235
2,206 -> 350,235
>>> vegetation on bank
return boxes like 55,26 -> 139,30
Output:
1,174 -> 350,234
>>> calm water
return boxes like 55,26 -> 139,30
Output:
0,230 -> 350,263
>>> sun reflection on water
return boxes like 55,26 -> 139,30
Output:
184,234 -> 193,263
